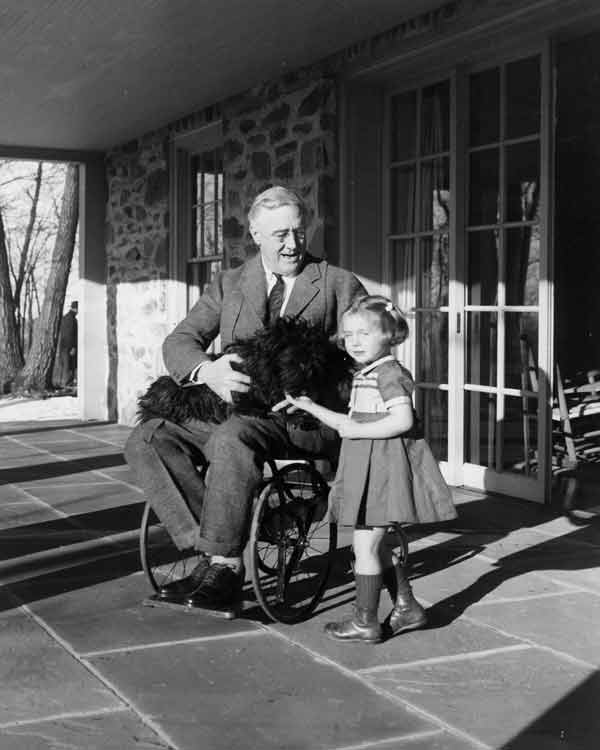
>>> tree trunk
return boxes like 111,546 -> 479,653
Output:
14,162 -> 43,318
0,209 -> 23,391
18,164 -> 79,392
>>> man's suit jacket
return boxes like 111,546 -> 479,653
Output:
163,253 -> 366,384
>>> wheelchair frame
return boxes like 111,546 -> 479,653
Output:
139,457 -> 338,623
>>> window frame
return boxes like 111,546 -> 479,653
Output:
168,122 -> 223,322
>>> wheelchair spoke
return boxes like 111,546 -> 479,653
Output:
249,462 -> 336,623
139,503 -> 205,593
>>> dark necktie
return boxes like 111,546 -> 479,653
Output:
266,274 -> 285,325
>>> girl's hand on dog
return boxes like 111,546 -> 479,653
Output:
274,394 -> 354,435
271,395 -> 301,414
199,354 -> 251,403
272,394 -> 314,414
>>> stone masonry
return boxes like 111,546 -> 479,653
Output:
221,76 -> 337,265
105,129 -> 170,424
104,0 -> 483,423
105,73 -> 336,423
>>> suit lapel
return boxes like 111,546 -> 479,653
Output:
284,258 -> 321,319
240,254 -> 268,327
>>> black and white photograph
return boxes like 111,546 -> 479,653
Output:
0,1 -> 599,748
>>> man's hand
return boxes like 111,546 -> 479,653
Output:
198,354 -> 251,403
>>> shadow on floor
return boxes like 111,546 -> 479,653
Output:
0,503 -> 146,562
0,546 -> 143,614
407,496 -> 600,629
0,420 -> 114,437
0,453 -> 127,485
501,670 -> 600,749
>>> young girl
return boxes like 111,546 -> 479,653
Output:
283,295 -> 457,643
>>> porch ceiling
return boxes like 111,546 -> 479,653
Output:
0,0 -> 440,153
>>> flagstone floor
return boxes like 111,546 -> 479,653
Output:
1,416 -> 599,749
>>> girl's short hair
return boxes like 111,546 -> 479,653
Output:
342,295 -> 409,346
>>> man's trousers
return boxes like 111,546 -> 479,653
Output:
124,414 -> 338,557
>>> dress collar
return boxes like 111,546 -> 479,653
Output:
357,354 -> 396,376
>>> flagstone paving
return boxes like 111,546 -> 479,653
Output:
1,419 -> 599,749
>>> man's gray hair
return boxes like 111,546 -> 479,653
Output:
248,185 -> 306,224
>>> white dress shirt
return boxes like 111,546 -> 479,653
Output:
263,258 -> 297,317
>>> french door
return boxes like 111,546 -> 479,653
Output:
386,50 -> 552,502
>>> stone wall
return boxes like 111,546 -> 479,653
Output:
221,75 -> 337,265
105,70 -> 337,423
103,0 -> 500,424
105,130 -> 170,423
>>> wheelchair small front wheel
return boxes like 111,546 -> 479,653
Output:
249,462 -> 336,624
139,502 -> 205,593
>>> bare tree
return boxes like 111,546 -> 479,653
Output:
18,164 -> 79,391
12,162 -> 43,315
0,209 -> 23,391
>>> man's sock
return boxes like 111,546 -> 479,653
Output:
210,555 -> 243,573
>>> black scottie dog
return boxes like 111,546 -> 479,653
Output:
137,318 -> 353,426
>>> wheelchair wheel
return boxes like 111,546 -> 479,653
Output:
249,462 -> 336,624
139,502 -> 205,593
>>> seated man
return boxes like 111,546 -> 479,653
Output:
125,185 -> 366,611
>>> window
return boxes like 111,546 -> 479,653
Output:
169,122 -> 223,318
387,79 -> 451,460
188,147 -> 224,309
464,56 -> 542,474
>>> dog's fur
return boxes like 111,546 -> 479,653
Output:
137,318 -> 352,426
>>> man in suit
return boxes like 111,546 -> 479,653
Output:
124,186 -> 366,611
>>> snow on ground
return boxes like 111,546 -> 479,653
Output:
0,395 -> 80,421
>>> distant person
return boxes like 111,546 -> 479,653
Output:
54,301 -> 78,388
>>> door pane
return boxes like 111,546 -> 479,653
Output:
390,166 -> 416,233
468,230 -> 499,305
421,80 -> 450,155
203,172 -> 216,203
416,311 -> 448,383
503,395 -> 538,475
416,389 -> 448,461
464,391 -> 496,467
466,311 -> 497,386
505,312 -> 538,390
469,148 -> 499,225
203,203 -> 215,256
391,239 -> 416,313
506,56 -> 541,140
506,227 -> 540,305
194,206 -> 204,257
421,236 -> 449,308
187,260 -> 221,309
506,141 -> 540,223
420,157 -> 450,231
217,200 -> 223,254
469,68 -> 500,147
390,90 -> 417,161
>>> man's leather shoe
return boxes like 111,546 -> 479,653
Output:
157,554 -> 210,603
186,563 -> 244,610
324,607 -> 382,643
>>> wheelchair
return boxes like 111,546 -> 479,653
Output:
139,456 -> 342,623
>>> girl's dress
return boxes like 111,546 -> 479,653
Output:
329,355 -> 457,527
